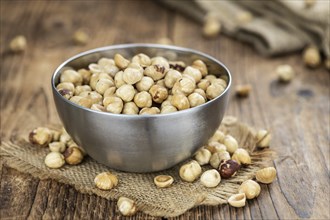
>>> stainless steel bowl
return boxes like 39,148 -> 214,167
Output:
51,44 -> 231,172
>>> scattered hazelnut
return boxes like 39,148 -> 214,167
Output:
223,135 -> 239,154
206,141 -> 226,154
59,131 -> 71,144
29,127 -> 53,147
303,45 -> 321,68
276,64 -> 295,83
153,175 -> 174,188
149,85 -> 168,103
219,160 -> 241,179
209,151 -> 230,169
94,172 -> 118,190
256,167 -> 276,184
194,148 -> 212,165
44,152 -> 65,169
73,30 -> 89,45
235,84 -> 252,97
117,197 -> 137,216
115,84 -> 136,102
203,15 -> 221,38
171,94 -> 190,110
228,193 -> 246,208
208,130 -> 225,143
232,148 -> 251,165
200,169 -> 221,188
238,180 -> 261,199
179,160 -> 202,182
256,129 -> 271,148
50,129 -> 62,142
114,53 -> 130,69
49,141 -> 66,153
9,35 -> 27,52
63,146 -> 84,165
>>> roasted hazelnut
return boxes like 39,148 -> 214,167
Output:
122,102 -> 139,115
303,45 -> 321,68
149,85 -> 168,103
117,197 -> 137,216
232,148 -> 251,165
10,35 -> 27,52
206,83 -> 225,100
139,107 -> 160,115
60,69 -> 83,86
58,89 -> 73,99
88,63 -> 102,74
132,53 -> 151,67
223,135 -> 238,154
103,87 -> 116,98
77,69 -> 92,84
228,193 -> 246,208
29,127 -> 53,147
197,79 -> 211,91
188,92 -> 206,107
210,78 -> 227,88
80,91 -> 103,105
179,160 -> 202,182
72,30 -> 89,45
276,64 -> 295,83
90,73 -> 112,90
95,78 -> 114,95
114,71 -> 126,88
256,167 -> 276,184
237,11 -> 253,24
156,79 -> 166,87
69,96 -> 93,108
219,159 -> 241,179
151,56 -> 170,69
105,96 -> 123,114
75,85 -> 92,96
204,75 -> 217,81
169,61 -> 186,72
209,130 -> 225,143
135,76 -> 154,92
134,91 -> 152,108
164,69 -> 182,88
153,175 -> 174,188
160,105 -> 177,114
114,53 -> 130,69
44,152 -> 65,169
123,63 -> 143,84
203,15 -> 221,38
59,130 -> 71,144
256,129 -> 271,148
192,60 -> 208,77
144,64 -> 168,81
171,94 -> 190,110
206,141 -> 226,154
49,141 -> 66,153
183,66 -> 202,83
98,58 -> 120,77
238,180 -> 261,199
91,104 -> 106,112
194,88 -> 207,100
194,148 -> 212,165
200,169 -> 221,188
235,84 -> 252,97
115,84 -> 136,102
172,78 -> 195,96
56,82 -> 75,93
209,151 -> 230,169
94,172 -> 118,190
49,129 -> 62,142
63,146 -> 84,165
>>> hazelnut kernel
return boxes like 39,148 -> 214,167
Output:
192,60 -> 208,77
153,175 -> 174,188
72,30 -> 89,45
171,94 -> 190,110
179,160 -> 202,182
232,148 -> 251,165
256,129 -> 271,148
197,79 -> 211,91
206,141 -> 227,154
49,141 -> 66,153
105,96 -> 123,114
256,167 -> 276,184
200,169 -> 221,188
114,71 -> 125,88
115,84 -> 136,102
132,53 -> 151,67
203,16 -> 221,38
123,65 -> 143,85
228,193 -> 246,208
139,107 -> 160,115
209,130 -> 225,143
29,127 -> 52,147
238,180 -> 261,199
219,159 -> 241,179
183,66 -> 202,83
122,102 -> 139,115
134,91 -> 152,108
114,53 -> 130,69
303,45 -> 321,68
60,69 -> 83,86
94,172 -> 118,190
235,84 -> 252,97
149,85 -> 168,103
223,135 -> 238,154
91,104 -> 106,112
209,151 -> 230,169
160,105 -> 177,114
206,83 -> 225,100
188,92 -> 205,107
44,152 -> 65,169
9,35 -> 27,52
117,197 -> 137,216
194,148 -> 212,165
135,76 -> 154,92
276,64 -> 295,82
63,146 -> 84,165
164,69 -> 182,88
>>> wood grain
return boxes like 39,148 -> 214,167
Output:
1,0 -> 329,219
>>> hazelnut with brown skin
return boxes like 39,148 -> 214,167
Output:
144,64 -> 168,81
218,160 -> 241,179
63,146 -> 84,165
29,127 -> 53,147
149,85 -> 168,103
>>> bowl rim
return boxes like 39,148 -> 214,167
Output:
51,43 -> 232,118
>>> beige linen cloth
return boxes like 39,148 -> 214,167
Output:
159,0 -> 330,58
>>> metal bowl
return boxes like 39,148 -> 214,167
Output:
51,44 -> 231,172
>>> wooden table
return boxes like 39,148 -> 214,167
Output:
1,1 -> 329,219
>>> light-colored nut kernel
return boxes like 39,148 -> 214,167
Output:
105,96 -> 123,114
60,69 -> 83,86
154,175 -> 174,188
94,172 -> 118,190
80,91 -> 103,105
219,159 -> 241,178
144,64 -> 168,81
194,88 -> 207,100
117,197 -> 137,216
9,35 -> 27,52
156,79 -> 165,87
132,53 -> 151,67
98,58 -> 119,77
122,102 -> 139,115
139,107 -> 160,115
114,71 -> 126,88
60,131 -> 71,144
192,60 -> 208,77
44,152 -> 65,169
172,78 -> 195,96
206,83 -> 225,100
151,56 -> 170,69
209,130 -> 225,143
256,167 -> 276,184
73,30 -> 89,45
164,69 -> 182,88
160,105 -> 177,114
188,92 -> 205,107
194,148 -> 212,165
161,99 -> 172,108
228,193 -> 246,208
200,169 -> 221,188
50,129 -> 62,142
206,141 -> 227,154
237,11 -> 253,24
75,85 -> 92,96
238,180 -> 261,199
135,76 -> 154,92
179,160 -> 202,182
115,84 -> 136,102
203,16 -> 221,38
183,66 -> 202,83
91,104 -> 106,112
210,151 -> 230,169
303,45 -> 321,68
235,84 -> 252,97
256,129 -> 271,148
204,75 -> 217,81
232,148 -> 251,165
49,141 -> 66,153
70,96 -> 93,108
114,53 -> 130,69
63,146 -> 84,165
95,78 -> 114,95
169,61 -> 186,71
134,91 -> 152,108
58,89 -> 73,99
149,85 -> 168,103
171,94 -> 190,110
77,69 -> 92,84
276,64 -> 295,82
56,82 -> 75,92
29,127 -> 52,147
197,79 -> 211,91
223,135 -> 238,154
210,78 -> 227,88
103,87 -> 116,98
123,65 -> 143,85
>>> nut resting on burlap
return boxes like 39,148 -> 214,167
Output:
0,116 -> 275,217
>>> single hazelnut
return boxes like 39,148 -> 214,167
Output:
72,30 -> 89,45
117,197 -> 137,216
94,172 -> 118,190
171,94 -> 190,110
144,64 -> 168,81
160,105 -> 177,114
303,45 -> 321,68
59,131 -> 72,144
63,146 -> 84,165
49,129 -> 62,142
200,169 -> 221,188
103,87 -> 117,98
209,151 -> 230,169
135,76 -> 154,92
210,78 -> 227,88
56,82 -> 75,93
151,56 -> 170,69
49,141 -> 66,153
69,96 -> 93,108
256,129 -> 271,148
80,91 -> 103,105
98,58 -> 119,77
153,175 -> 174,188
188,92 -> 206,107
9,35 -> 27,52
29,127 -> 53,147
164,69 -> 182,88
91,104 -> 106,112
206,83 -> 225,100
203,15 -> 221,38
194,148 -> 212,165
194,88 -> 207,100
95,78 -> 114,95
123,64 -> 143,85
219,159 -> 241,179
77,69 -> 92,84
114,71 -> 126,88
172,77 -> 195,96
131,53 -> 151,67
232,148 -> 251,165
149,85 -> 168,103
114,53 -> 130,69
169,61 -> 186,72
183,66 -> 202,83
197,79 -> 211,91
228,193 -> 246,208
122,102 -> 139,115
75,85 -> 92,96
60,69 -> 83,86
179,160 -> 202,182
156,79 -> 166,87
223,135 -> 239,154
238,180 -> 261,199
204,75 -> 217,81
192,60 -> 208,77
208,130 -> 225,143
115,84 -> 136,102
44,152 -> 65,169
256,167 -> 276,184
206,141 -> 227,154
139,107 -> 160,115
276,64 -> 295,83
235,84 -> 252,97
105,96 -> 123,114
134,91 -> 152,108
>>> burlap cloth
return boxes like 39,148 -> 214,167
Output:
158,0 -> 330,58
0,116 -> 274,217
